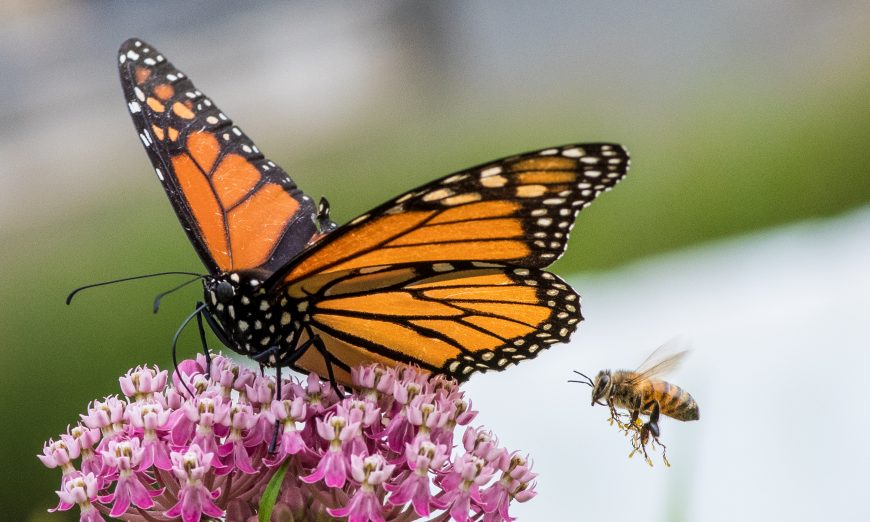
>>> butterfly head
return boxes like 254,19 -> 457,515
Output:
204,271 -> 274,309
213,279 -> 236,304
202,271 -> 293,354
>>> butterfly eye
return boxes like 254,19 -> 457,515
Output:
215,281 -> 235,303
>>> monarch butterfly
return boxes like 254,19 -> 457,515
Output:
115,38 -> 629,387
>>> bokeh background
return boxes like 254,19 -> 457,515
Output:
3,1 -> 869,520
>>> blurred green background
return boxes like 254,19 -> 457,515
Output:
2,1 -> 869,520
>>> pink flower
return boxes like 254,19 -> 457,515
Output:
301,415 -> 360,487
241,375 -> 276,447
126,401 -> 172,470
38,436 -> 80,479
67,424 -> 103,476
290,371 -> 340,415
119,365 -> 167,400
328,454 -> 395,522
40,358 -> 538,521
352,365 -> 395,402
481,453 -> 538,522
217,403 -> 257,474
99,439 -> 162,517
80,396 -> 126,439
266,397 -> 308,462
164,444 -> 224,522
386,436 -> 450,516
438,453 -> 497,522
407,395 -> 447,439
52,472 -> 104,522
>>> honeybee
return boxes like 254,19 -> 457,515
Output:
571,344 -> 699,465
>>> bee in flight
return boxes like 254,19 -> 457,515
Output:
571,344 -> 699,465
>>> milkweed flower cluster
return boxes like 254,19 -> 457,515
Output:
40,354 -> 538,521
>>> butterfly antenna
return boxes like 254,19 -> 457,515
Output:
66,271 -> 204,305
569,370 -> 594,387
153,275 -> 207,314
172,303 -> 206,399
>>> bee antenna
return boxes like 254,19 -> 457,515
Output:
568,370 -> 594,387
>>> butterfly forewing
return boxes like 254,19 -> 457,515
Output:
117,38 -> 318,275
273,143 -> 629,287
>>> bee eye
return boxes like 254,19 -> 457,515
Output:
215,281 -> 235,303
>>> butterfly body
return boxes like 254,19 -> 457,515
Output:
203,271 -> 292,363
117,38 -> 630,385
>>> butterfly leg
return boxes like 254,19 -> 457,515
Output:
193,305 -> 212,378
269,362 -> 283,454
252,338 -> 318,455
200,305 -> 232,349
305,325 -> 344,398
171,302 -> 207,398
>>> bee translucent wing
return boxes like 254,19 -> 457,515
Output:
631,338 -> 690,381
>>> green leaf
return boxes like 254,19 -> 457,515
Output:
258,459 -> 290,522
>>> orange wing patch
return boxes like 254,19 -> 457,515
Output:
312,314 -> 462,368
288,211 -> 437,281
229,184 -> 299,269
212,154 -> 261,208
411,319 -> 504,350
172,153 -> 230,269
428,201 -> 520,224
389,218 -> 523,245
318,292 -> 463,317
186,132 -> 219,173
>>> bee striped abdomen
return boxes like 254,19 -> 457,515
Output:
645,379 -> 699,421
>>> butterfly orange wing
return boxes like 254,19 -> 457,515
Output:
269,144 -> 628,382
273,143 -> 628,284
281,262 -> 581,383
118,38 -> 318,275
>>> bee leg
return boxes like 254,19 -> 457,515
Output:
629,408 -> 642,429
643,400 -> 661,439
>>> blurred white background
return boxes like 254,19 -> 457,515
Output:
470,208 -> 870,520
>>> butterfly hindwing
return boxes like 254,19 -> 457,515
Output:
278,262 -> 581,383
274,143 -> 629,286
117,38 -> 318,275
